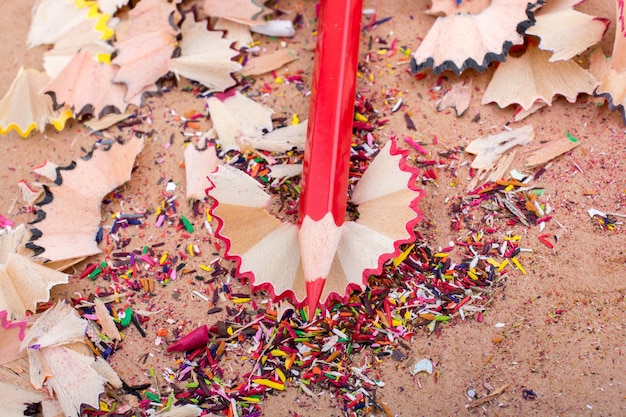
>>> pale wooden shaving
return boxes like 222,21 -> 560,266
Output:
240,48 -> 299,77
24,138 -> 144,264
437,80 -> 473,116
203,0 -> 271,26
513,101 -> 549,122
0,68 -> 68,137
184,142 -> 220,202
524,131 -> 581,168
94,298 -> 122,341
591,3 -> 626,123
27,0 -> 107,47
41,346 -> 121,416
465,125 -> 534,187
213,18 -> 253,49
207,92 -> 274,152
114,0 -> 181,41
97,0 -> 130,16
412,0 -> 541,74
0,253 -> 69,319
169,13 -> 242,92
17,302 -> 123,417
113,30 -> 176,101
426,0 -> 491,16
84,112 -> 132,132
526,0 -> 609,62
45,50 -> 129,119
241,120 -> 307,153
0,381 -> 44,417
42,18 -> 116,79
20,302 -> 86,351
482,44 -> 598,110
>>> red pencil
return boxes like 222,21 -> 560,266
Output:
298,0 -> 363,317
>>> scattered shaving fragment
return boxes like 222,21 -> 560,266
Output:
239,48 -> 299,77
207,91 -> 274,152
525,131 -> 580,168
93,298 -> 121,341
482,44 -> 598,111
241,120 -> 308,153
465,125 -> 534,187
184,142 -> 220,202
437,80 -> 473,116
84,112 -> 132,131
513,101 -> 549,121
267,164 -> 303,180
250,20 -> 296,37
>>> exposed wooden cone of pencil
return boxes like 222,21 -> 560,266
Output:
207,139 -> 424,315
411,0 -> 543,75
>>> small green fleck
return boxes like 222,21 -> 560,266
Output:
121,307 -> 133,327
180,215 -> 194,233
144,391 -> 160,402
88,267 -> 102,280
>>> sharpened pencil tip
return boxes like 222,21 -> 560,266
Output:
306,278 -> 325,320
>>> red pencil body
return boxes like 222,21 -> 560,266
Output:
298,0 -> 362,316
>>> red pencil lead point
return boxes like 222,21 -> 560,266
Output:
166,324 -> 209,352
306,278 -> 325,320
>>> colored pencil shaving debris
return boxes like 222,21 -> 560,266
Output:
70,233 -> 515,417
